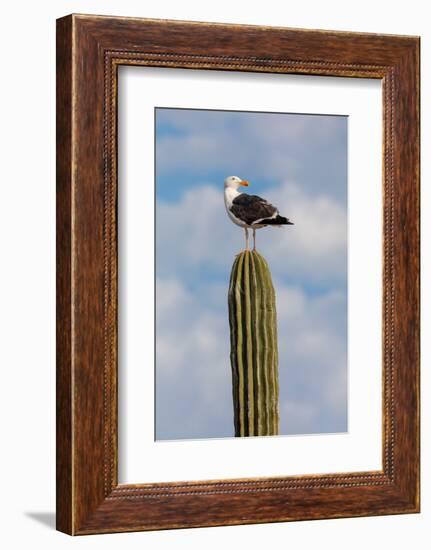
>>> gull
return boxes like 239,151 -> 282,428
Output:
224,175 -> 293,251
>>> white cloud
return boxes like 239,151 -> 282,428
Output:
157,181 -> 346,285
157,184 -> 236,272
156,274 -> 347,439
156,277 -> 233,439
275,283 -> 347,434
156,109 -> 346,185
260,182 -> 347,282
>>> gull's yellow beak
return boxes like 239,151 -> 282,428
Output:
240,180 -> 249,187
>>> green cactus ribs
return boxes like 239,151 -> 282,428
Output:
228,250 -> 280,437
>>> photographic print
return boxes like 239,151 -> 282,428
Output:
155,107 -> 348,440
56,16 -> 420,534
56,16 -> 420,533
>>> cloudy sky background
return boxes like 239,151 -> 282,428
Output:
155,108 -> 348,440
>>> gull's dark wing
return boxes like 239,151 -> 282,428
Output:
230,194 -> 278,225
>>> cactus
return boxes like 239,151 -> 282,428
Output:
228,250 -> 280,437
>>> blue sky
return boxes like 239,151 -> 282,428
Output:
155,107 -> 347,440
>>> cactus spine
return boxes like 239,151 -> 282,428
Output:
228,250 -> 279,436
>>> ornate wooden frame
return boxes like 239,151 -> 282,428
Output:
56,14 -> 420,535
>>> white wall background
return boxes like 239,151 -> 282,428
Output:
0,1 -> 427,548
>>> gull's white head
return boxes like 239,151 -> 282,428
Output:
224,175 -> 249,190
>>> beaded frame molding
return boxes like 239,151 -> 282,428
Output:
56,14 -> 420,535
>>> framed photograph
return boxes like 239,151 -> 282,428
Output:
56,14 -> 420,535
